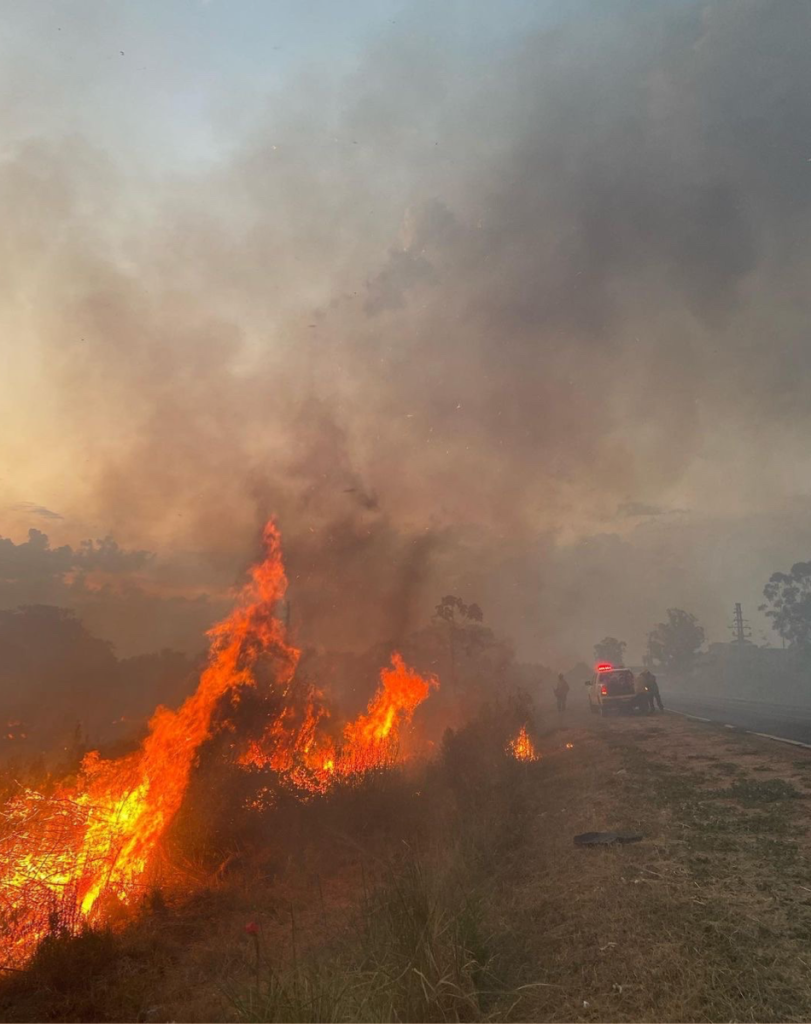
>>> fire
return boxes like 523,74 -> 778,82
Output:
0,521 -> 438,967
0,521 -> 298,967
238,699 -> 337,794
508,725 -> 539,762
334,652 -> 437,777
238,653 -> 437,793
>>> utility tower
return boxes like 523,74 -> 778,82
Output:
730,602 -> 752,644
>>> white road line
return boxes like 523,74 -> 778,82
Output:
750,731 -> 811,751
668,709 -> 811,753
667,710 -> 713,724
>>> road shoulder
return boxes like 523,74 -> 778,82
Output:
507,708 -> 811,1022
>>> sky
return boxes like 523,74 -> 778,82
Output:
2,0 -> 811,666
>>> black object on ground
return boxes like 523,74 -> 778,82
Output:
574,831 -> 644,846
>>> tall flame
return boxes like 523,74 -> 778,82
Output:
0,522 -> 439,968
0,521 -> 297,967
337,653 -> 436,775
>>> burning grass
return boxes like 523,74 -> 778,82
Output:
0,700 -> 546,1023
9,694 -> 811,1022
0,522 -> 437,972
507,725 -> 538,762
237,652 -> 437,795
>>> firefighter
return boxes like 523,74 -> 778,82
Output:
647,671 -> 664,712
633,670 -> 649,712
554,673 -> 570,712
638,668 -> 663,713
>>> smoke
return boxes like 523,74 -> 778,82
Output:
3,1 -> 811,662
9,503 -> 63,521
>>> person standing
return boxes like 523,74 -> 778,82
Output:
638,668 -> 663,713
634,670 -> 649,712
646,670 -> 663,712
554,673 -> 570,712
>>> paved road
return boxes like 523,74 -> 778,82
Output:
665,691 -> 811,747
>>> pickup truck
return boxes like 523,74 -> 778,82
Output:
585,664 -> 639,715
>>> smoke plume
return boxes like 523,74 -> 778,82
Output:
2,1 -> 811,662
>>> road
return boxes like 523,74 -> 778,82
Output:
665,691 -> 811,747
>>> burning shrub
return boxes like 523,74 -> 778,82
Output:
0,521 -> 441,970
0,521 -> 298,967
233,651 -> 436,797
508,724 -> 539,762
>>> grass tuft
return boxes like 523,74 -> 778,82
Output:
727,777 -> 800,805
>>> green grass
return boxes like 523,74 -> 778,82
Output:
225,856 -> 499,1023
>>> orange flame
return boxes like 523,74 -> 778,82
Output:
0,521 -> 439,967
238,653 -> 437,793
508,725 -> 539,762
0,521 -> 298,967
334,652 -> 437,777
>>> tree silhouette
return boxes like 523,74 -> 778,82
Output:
646,609 -> 705,672
433,596 -> 485,693
593,637 -> 627,666
760,562 -> 811,649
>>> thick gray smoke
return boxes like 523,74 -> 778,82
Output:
3,0 -> 811,662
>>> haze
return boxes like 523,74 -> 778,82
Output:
2,0 -> 810,667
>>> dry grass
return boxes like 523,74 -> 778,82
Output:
223,856 -> 498,1023
0,701 -> 538,1023
5,704 -> 811,1022
502,710 -> 811,1023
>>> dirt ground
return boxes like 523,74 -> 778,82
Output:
508,702 -> 811,1023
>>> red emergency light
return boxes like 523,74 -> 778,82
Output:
595,662 -> 613,672
601,685 -> 608,695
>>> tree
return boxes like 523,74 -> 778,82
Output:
593,637 -> 627,666
433,595 -> 485,693
434,596 -> 484,627
646,609 -> 705,672
759,562 -> 811,649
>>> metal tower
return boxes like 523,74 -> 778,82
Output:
730,602 -> 752,644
